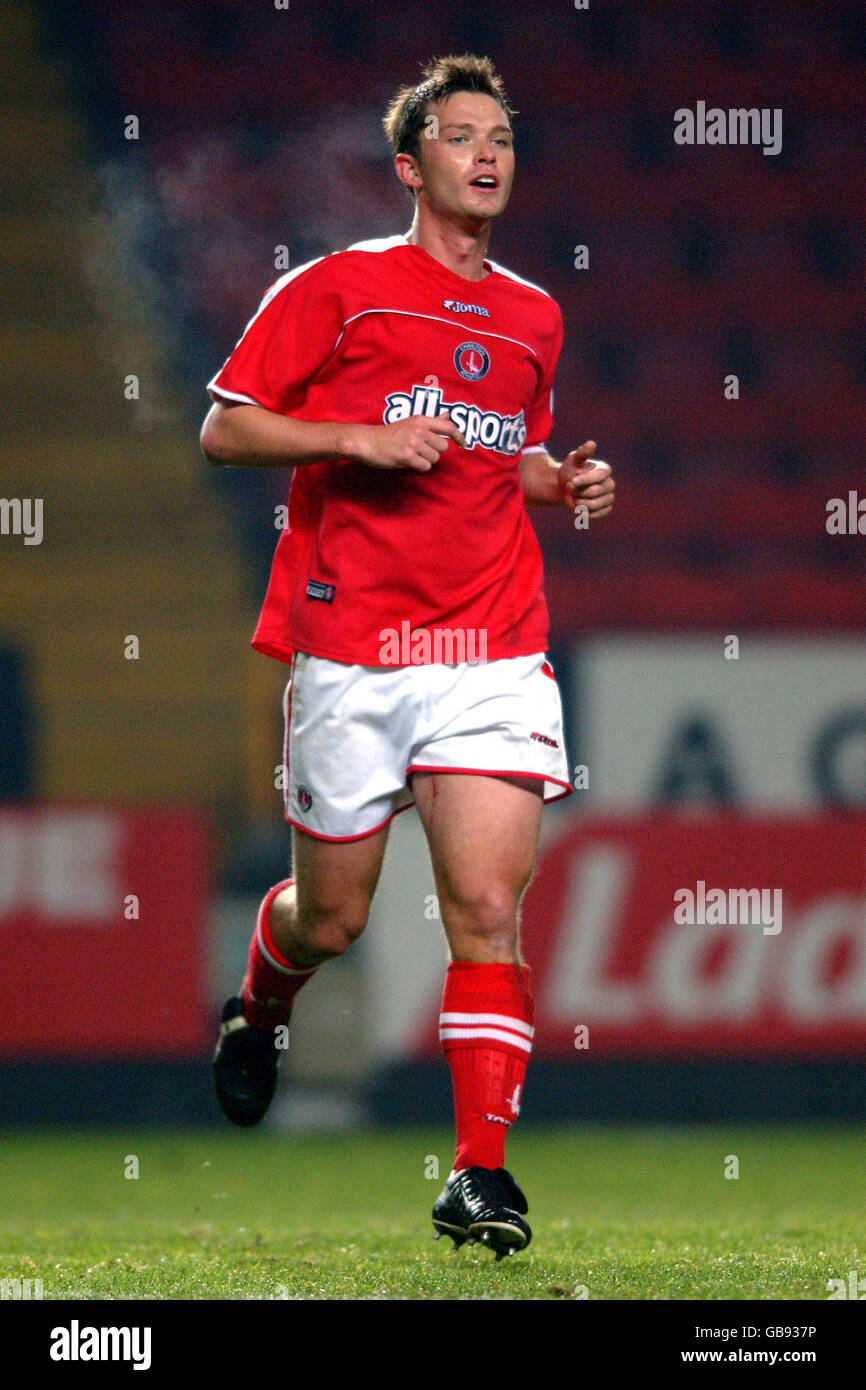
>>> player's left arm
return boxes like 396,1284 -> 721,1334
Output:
519,440 -> 615,517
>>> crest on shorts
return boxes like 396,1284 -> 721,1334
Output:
297,785 -> 313,812
454,341 -> 490,381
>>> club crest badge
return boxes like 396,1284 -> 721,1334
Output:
454,341 -> 490,381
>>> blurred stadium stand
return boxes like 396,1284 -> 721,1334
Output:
0,0 -> 257,823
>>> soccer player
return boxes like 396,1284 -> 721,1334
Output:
202,54 -> 615,1259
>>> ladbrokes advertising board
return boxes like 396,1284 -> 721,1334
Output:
515,815 -> 866,1056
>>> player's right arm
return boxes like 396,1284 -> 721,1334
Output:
203,255 -> 464,473
200,402 -> 464,473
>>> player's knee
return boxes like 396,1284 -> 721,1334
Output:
326,914 -> 368,956
443,884 -> 519,947
295,899 -> 370,957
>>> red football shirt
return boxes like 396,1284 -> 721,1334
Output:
207,234 -> 563,666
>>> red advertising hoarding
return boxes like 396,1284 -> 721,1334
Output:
0,806 -> 210,1055
414,816 -> 866,1057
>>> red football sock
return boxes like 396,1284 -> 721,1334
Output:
242,879 -> 318,1029
439,961 -> 534,1173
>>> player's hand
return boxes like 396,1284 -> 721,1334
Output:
351,413 -> 466,472
559,440 -> 615,519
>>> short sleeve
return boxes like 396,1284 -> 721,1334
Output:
206,256 -> 344,414
521,304 -> 564,453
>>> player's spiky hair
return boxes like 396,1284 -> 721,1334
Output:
383,53 -> 516,177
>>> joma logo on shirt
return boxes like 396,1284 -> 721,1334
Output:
442,299 -> 490,317
383,384 -> 526,454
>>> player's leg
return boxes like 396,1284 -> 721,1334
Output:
215,650 -> 417,1125
414,770 -> 541,961
214,821 -> 390,1127
413,770 -> 543,1256
247,821 -> 390,1008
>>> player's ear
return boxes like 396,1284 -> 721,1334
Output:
395,152 -> 423,193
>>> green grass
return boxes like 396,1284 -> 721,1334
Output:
1,1126 -> 864,1299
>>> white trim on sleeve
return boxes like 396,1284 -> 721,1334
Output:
206,384 -> 267,406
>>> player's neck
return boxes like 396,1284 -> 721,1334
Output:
405,210 -> 491,283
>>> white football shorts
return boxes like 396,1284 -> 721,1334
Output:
281,650 -> 572,841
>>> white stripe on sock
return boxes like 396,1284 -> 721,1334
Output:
439,1025 -> 532,1052
439,1011 -> 533,1037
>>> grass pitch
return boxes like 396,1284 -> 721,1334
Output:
1,1125 -> 864,1300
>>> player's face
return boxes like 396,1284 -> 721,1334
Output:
415,92 -> 514,225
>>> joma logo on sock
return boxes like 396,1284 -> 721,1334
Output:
674,102 -> 782,156
49,1321 -> 152,1371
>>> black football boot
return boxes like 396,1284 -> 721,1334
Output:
433,1166 -> 531,1258
213,996 -> 283,1126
